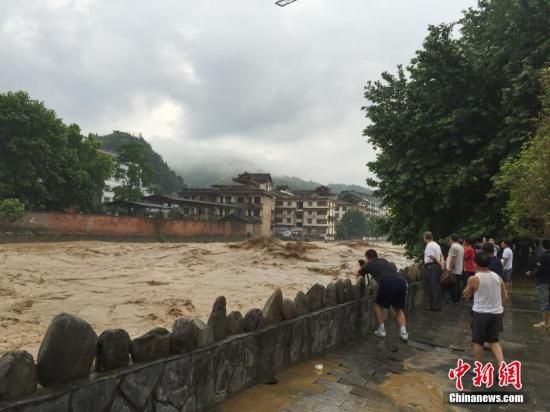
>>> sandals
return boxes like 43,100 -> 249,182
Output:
532,321 -> 550,328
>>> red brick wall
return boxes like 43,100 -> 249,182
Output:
2,212 -> 255,239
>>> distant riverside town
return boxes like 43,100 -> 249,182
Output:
101,165 -> 385,241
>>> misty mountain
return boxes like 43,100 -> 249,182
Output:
180,168 -> 372,194
273,176 -> 372,195
97,131 -> 371,195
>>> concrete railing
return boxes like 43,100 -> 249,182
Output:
0,279 -> 424,412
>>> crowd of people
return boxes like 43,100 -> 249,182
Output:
356,232 -> 550,366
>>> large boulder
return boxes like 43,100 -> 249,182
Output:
356,276 -> 366,297
170,319 -> 198,354
325,283 -> 337,306
366,275 -> 378,295
342,279 -> 353,302
226,311 -> 244,335
242,309 -> 264,332
351,281 -> 361,300
37,313 -> 97,386
96,329 -> 131,372
207,296 -> 227,342
193,319 -> 213,348
263,288 -> 283,326
281,298 -> 298,320
306,284 -> 325,312
294,292 -> 309,316
0,351 -> 37,400
405,265 -> 421,283
130,327 -> 171,363
335,279 -> 345,303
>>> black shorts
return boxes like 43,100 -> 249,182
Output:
376,277 -> 407,310
471,311 -> 503,345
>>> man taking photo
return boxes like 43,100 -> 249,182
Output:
357,249 -> 409,341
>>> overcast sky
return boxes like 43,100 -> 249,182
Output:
0,0 -> 477,186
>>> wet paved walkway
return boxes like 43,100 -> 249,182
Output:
213,289 -> 550,412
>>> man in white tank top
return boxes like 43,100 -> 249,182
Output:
463,251 -> 508,366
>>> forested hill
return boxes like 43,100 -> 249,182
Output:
96,131 -> 185,195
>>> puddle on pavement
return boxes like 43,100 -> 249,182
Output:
379,370 -> 448,411
213,357 -> 348,412
378,351 -> 459,412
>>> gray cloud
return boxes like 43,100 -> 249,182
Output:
0,0 -> 477,185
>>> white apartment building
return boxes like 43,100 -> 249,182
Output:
274,186 -> 336,240
334,191 -> 386,223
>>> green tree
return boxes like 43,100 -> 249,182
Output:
495,68 -> 550,237
0,198 -> 25,222
113,141 -> 155,201
336,209 -> 369,240
0,91 -> 113,211
98,131 -> 185,194
362,0 -> 549,257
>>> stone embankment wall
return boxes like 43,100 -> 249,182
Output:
0,212 -> 264,241
0,279 -> 424,412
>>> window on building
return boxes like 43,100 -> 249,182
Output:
316,219 -> 327,224
286,218 -> 291,223
275,218 -> 283,223
308,201 -> 313,206
318,200 -> 327,207
296,213 -> 303,219
104,185 -> 112,192
254,196 -> 261,204
318,210 -> 327,215
275,200 -> 283,206
335,213 -> 339,219
225,196 -> 232,203
286,201 -> 292,206
297,201 -> 303,209
253,209 -> 260,217
307,219 -> 312,224
297,222 -> 303,227
307,211 -> 313,216
104,197 -> 111,203
238,196 -> 245,203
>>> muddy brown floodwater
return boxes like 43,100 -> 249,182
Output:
0,238 -> 410,357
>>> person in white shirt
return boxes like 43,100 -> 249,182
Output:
501,240 -> 513,295
489,238 -> 499,257
463,251 -> 507,366
445,233 -> 464,303
423,231 -> 443,311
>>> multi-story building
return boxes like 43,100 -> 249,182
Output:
144,173 -> 274,237
273,186 -> 336,240
334,191 -> 386,223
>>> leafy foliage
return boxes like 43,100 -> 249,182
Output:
0,91 -> 113,211
362,0 -> 549,256
0,198 -> 25,222
336,209 -> 369,239
98,131 -> 184,195
113,141 -> 155,201
495,68 -> 550,237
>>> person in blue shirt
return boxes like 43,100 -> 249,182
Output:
482,242 -> 503,278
